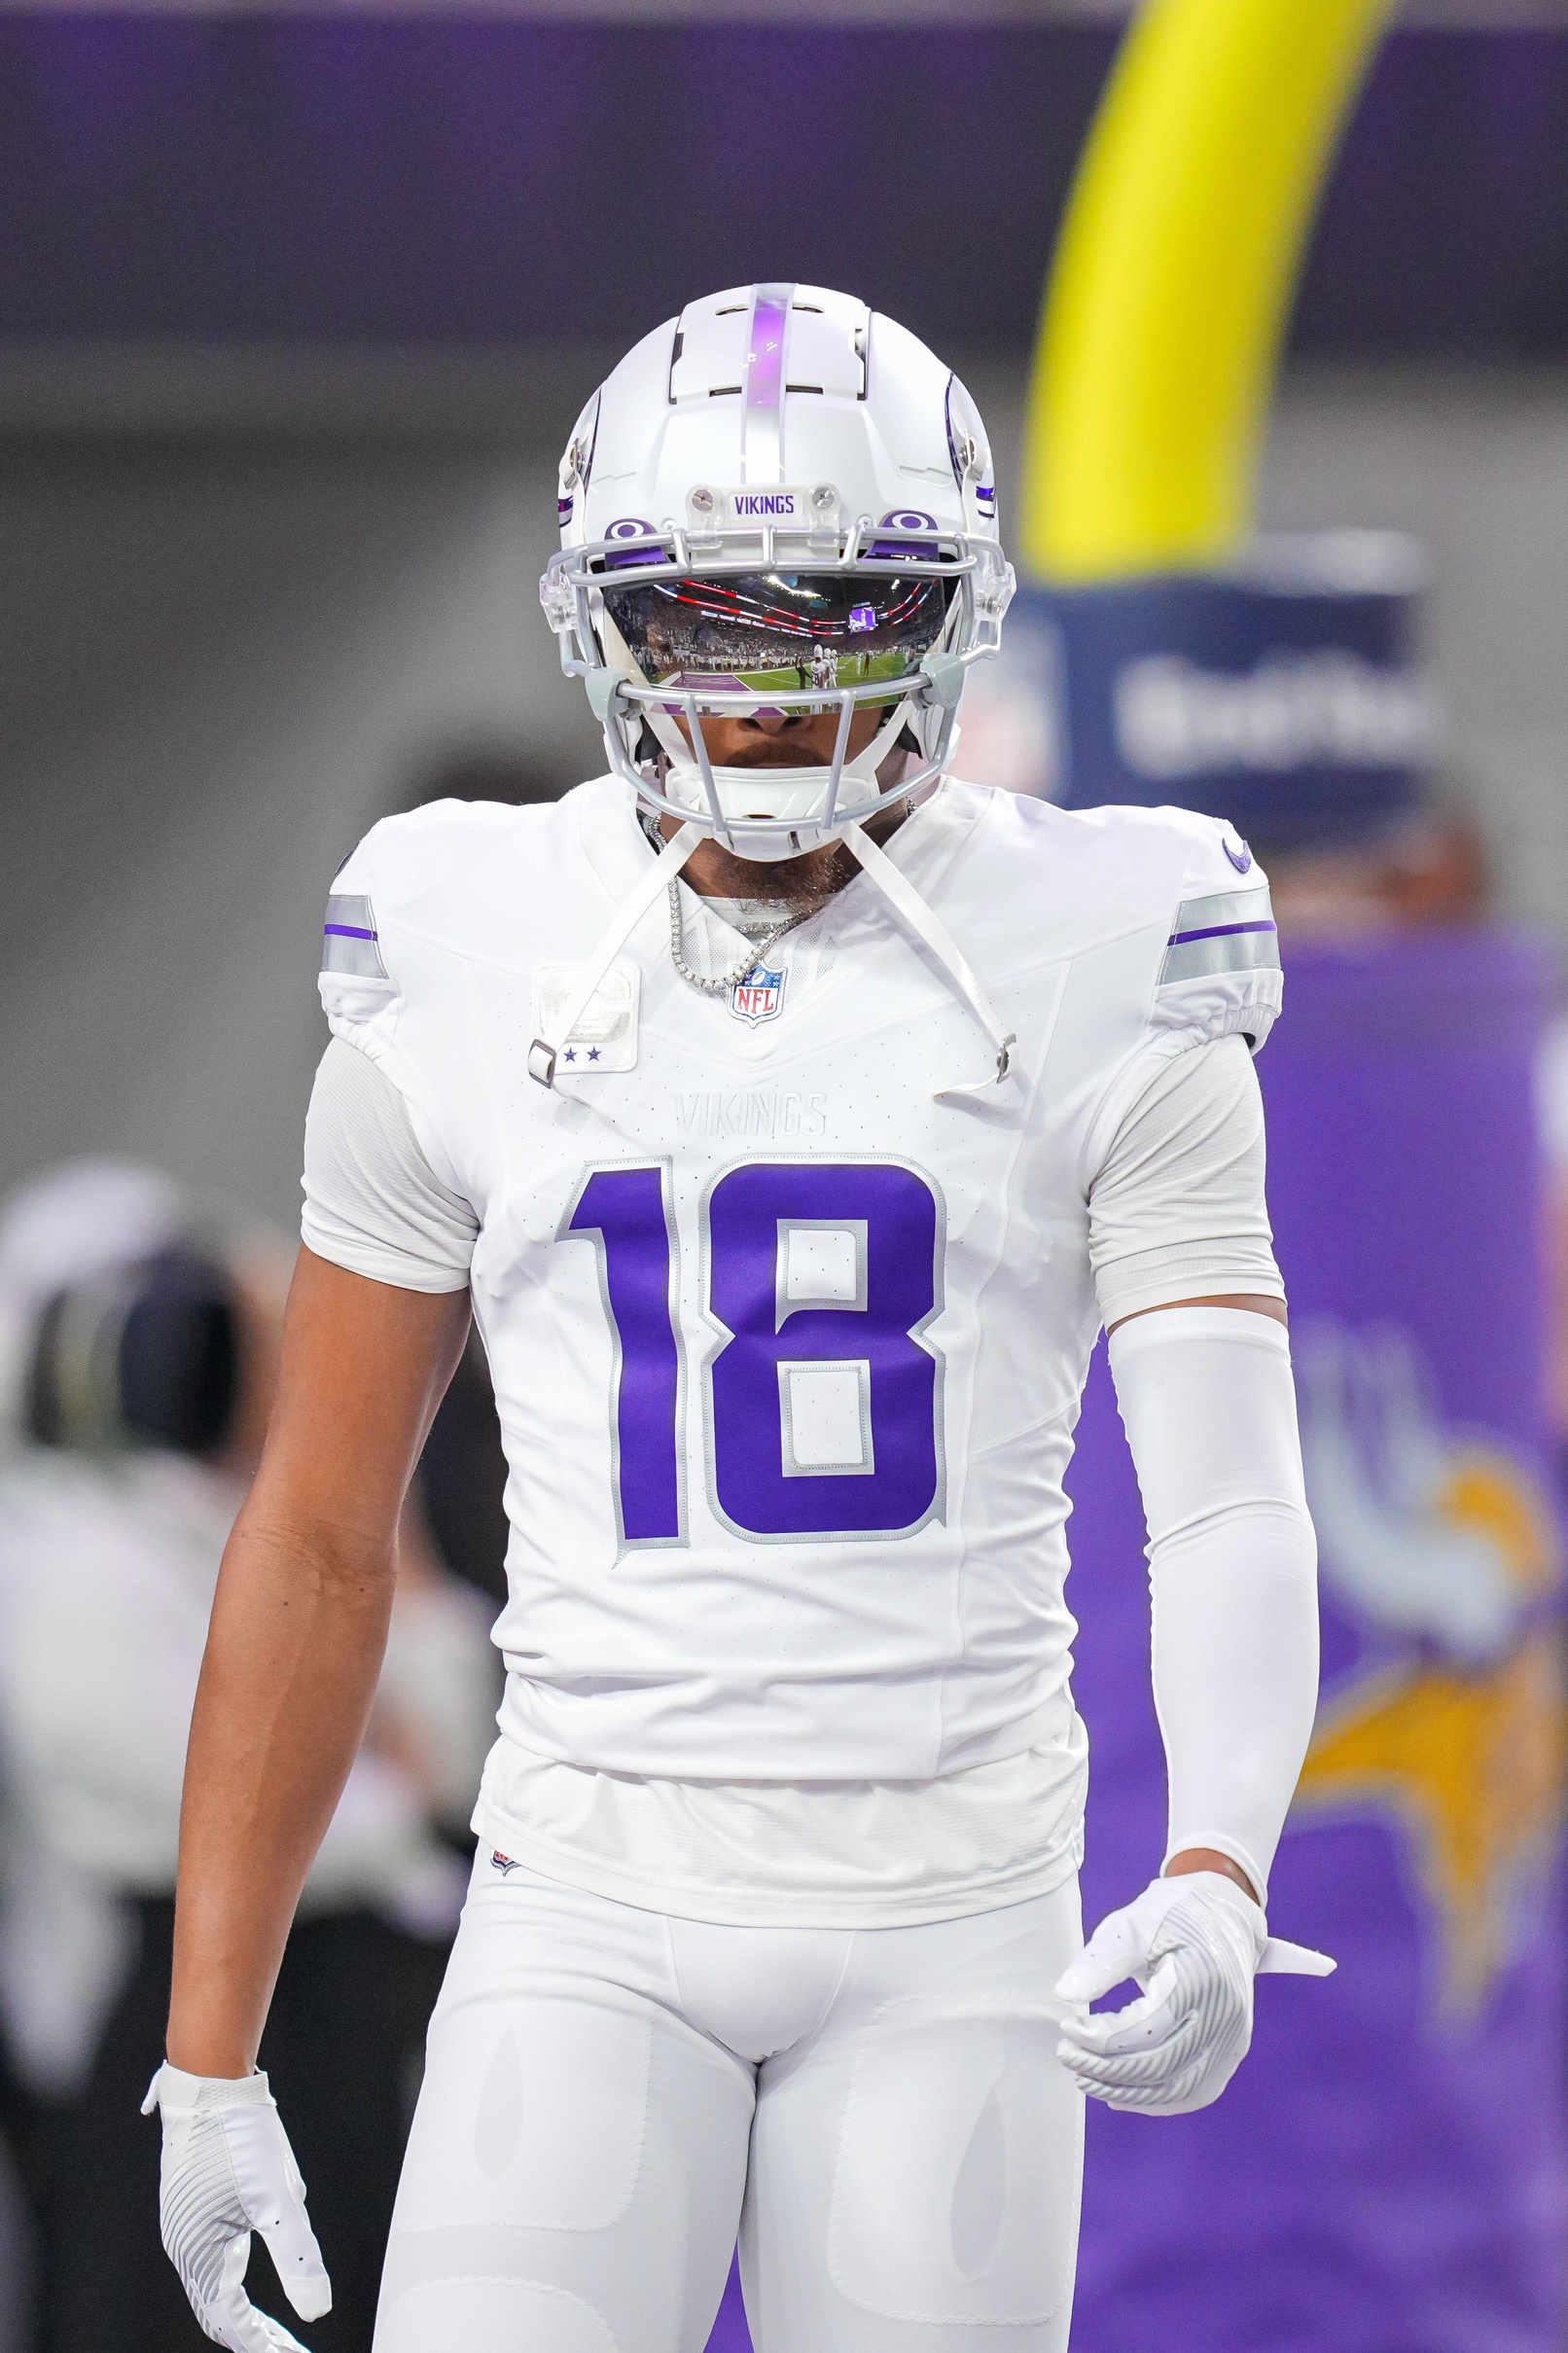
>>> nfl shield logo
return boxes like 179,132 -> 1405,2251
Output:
730,963 -> 786,1027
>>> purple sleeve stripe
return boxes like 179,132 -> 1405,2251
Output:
324,922 -> 377,941
1166,919 -> 1278,945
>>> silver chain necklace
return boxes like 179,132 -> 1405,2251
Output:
665,882 -> 816,999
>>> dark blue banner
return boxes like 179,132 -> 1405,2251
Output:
1001,539 -> 1436,846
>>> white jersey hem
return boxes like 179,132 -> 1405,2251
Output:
469,1791 -> 1086,1930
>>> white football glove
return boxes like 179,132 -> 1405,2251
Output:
1053,1872 -> 1335,2117
142,2063 -> 333,2350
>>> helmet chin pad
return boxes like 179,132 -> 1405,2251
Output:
664,764 -> 846,851
652,694 -> 914,861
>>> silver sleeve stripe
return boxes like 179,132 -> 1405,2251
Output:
1158,888 -> 1279,986
321,892 -> 389,980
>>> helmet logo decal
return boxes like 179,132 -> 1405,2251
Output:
558,387 -> 601,501
732,491 -> 799,518
602,517 -> 670,573
870,509 -> 942,559
944,374 -> 994,519
742,281 -> 795,486
944,374 -> 972,491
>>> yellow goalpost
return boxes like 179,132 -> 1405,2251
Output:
1017,0 -> 1398,587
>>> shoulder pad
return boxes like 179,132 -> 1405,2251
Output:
318,800 -> 536,1028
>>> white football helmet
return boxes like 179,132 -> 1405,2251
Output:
541,282 -> 1015,863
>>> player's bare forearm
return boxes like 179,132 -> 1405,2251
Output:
167,1248 -> 471,2077
168,1511 -> 394,2075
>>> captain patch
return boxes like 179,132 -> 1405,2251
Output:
531,962 -> 640,1073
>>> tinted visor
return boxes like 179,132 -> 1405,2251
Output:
602,572 -> 954,695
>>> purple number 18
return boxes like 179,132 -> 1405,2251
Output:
566,1166 -> 684,1543
564,1159 -> 942,1546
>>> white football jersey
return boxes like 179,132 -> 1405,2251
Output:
320,775 -> 1280,1785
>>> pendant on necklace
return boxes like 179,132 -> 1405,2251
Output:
729,963 -> 787,1027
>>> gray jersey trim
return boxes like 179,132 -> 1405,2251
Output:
1158,888 -> 1279,986
322,893 -> 390,980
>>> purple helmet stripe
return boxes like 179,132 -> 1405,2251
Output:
742,281 -> 794,485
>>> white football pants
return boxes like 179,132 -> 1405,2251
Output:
374,1858 -> 1085,2353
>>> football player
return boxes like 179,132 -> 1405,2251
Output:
147,284 -> 1329,2353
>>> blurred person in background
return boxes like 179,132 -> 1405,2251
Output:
0,1160 -> 498,2353
1263,801 -> 1489,939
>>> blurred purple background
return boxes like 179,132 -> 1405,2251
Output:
0,23 -> 1564,356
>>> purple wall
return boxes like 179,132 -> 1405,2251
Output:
0,18 -> 1114,348
706,929 -> 1566,2353
1067,930 -> 1566,2353
0,24 -> 1566,358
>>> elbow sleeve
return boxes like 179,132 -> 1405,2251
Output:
1107,1304 -> 1320,1902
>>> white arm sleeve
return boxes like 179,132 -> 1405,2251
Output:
1107,1304 -> 1320,1903
301,1038 -> 478,1294
1088,1034 -> 1284,1329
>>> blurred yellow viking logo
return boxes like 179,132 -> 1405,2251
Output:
1292,1325 -> 1566,2017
